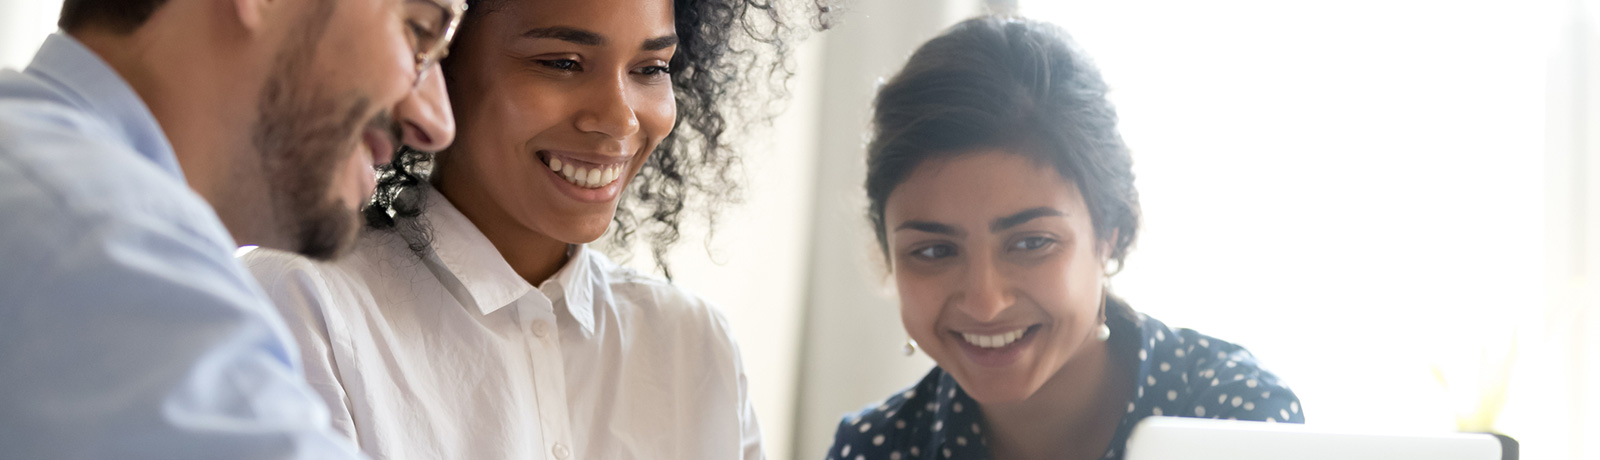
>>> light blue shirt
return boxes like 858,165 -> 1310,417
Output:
0,33 -> 365,459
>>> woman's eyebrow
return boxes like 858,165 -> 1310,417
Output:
895,220 -> 964,237
643,35 -> 678,51
521,26 -> 605,46
990,207 -> 1065,232
518,27 -> 677,52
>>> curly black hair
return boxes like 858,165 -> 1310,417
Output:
365,0 -> 834,278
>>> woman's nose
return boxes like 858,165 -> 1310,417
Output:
573,74 -> 640,141
959,257 -> 1014,323
393,63 -> 456,153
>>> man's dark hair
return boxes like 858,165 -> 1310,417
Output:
59,0 -> 169,34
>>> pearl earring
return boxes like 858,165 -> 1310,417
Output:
1096,323 -> 1111,341
902,338 -> 918,356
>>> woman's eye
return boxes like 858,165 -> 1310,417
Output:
403,22 -> 428,49
637,65 -> 672,76
1011,236 -> 1055,252
911,244 -> 956,260
538,59 -> 581,71
408,22 -> 437,42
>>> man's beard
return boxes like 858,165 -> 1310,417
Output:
250,7 -> 393,261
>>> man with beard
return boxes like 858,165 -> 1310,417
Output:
0,0 -> 461,458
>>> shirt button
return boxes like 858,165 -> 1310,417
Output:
532,320 -> 551,338
552,443 -> 570,459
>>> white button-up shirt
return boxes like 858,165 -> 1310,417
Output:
241,186 -> 762,460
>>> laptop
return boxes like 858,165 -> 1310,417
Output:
1124,417 -> 1518,460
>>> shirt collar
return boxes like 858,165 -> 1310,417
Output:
422,185 -> 597,335
25,32 -> 180,179
536,243 -> 597,336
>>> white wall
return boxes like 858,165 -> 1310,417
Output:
638,38 -> 826,460
0,0 -> 62,70
1535,3 -> 1600,457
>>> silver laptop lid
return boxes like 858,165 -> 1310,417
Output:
1124,417 -> 1516,460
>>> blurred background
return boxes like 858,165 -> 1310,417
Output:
3,0 -> 1595,459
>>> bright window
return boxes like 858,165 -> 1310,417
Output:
1020,0 -> 1582,458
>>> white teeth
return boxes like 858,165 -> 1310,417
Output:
960,327 -> 1029,349
550,156 -> 624,189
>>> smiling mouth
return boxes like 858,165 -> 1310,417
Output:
956,325 -> 1042,349
541,152 -> 625,189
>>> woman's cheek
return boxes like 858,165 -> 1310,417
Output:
636,86 -> 676,146
897,272 -> 944,339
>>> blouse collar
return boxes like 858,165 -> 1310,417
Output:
421,184 -> 598,335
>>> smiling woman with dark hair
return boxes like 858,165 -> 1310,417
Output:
830,16 -> 1304,460
240,0 -> 825,459
367,0 -> 813,273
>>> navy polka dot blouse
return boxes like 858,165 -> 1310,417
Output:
828,301 -> 1304,460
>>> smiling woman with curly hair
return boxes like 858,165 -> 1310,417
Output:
239,0 -> 826,458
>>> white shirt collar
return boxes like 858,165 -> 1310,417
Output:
539,244 -> 598,336
422,185 -> 597,335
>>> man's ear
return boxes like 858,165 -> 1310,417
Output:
230,0 -> 271,33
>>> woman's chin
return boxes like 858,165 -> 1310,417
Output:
537,216 -> 615,246
521,200 -> 621,246
956,376 -> 1044,405
948,365 -> 1048,405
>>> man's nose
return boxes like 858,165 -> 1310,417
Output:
394,63 -> 456,152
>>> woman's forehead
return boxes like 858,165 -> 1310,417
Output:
489,0 -> 675,35
887,150 -> 1088,226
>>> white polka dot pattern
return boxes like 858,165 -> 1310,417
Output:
826,310 -> 1304,460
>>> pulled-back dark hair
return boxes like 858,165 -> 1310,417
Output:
59,0 -> 168,34
366,0 -> 831,278
866,16 -> 1140,270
